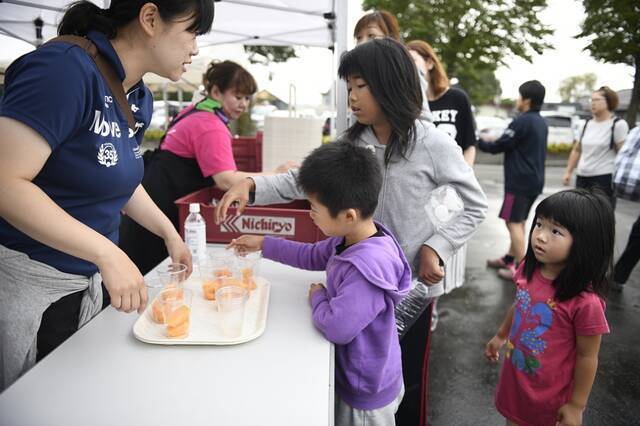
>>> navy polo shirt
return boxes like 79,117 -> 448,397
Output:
0,31 -> 153,276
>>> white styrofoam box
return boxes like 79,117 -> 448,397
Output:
262,116 -> 324,172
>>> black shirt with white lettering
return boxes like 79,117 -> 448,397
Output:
429,87 -> 476,151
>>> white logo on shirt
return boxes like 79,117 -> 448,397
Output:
128,121 -> 145,138
133,146 -> 142,159
97,143 -> 118,167
90,110 -> 121,138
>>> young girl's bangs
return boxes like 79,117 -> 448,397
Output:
533,193 -> 577,235
338,48 -> 365,82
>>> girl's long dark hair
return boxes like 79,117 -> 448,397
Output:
58,0 -> 214,38
523,188 -> 615,301
338,38 -> 423,165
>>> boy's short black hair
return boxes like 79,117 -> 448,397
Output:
519,80 -> 546,111
298,142 -> 382,218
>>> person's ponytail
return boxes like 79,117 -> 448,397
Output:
58,1 -> 116,38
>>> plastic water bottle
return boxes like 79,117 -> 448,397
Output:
185,203 -> 207,262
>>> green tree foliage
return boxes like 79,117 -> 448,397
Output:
244,46 -> 297,65
361,0 -> 553,105
558,73 -> 597,102
577,0 -> 640,127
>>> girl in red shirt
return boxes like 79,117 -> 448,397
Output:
485,188 -> 614,426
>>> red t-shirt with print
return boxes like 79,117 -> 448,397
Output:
495,265 -> 609,426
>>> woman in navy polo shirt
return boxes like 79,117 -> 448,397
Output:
0,0 -> 214,390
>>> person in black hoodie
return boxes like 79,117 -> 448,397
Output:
478,80 -> 548,280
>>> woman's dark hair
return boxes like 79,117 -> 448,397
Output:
58,0 -> 214,38
298,143 -> 382,218
338,38 -> 422,165
203,60 -> 257,96
518,80 -> 545,111
406,39 -> 449,98
595,86 -> 619,112
353,10 -> 401,41
523,188 -> 615,301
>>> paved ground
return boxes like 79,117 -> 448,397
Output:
427,164 -> 640,425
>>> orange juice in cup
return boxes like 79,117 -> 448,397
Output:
159,288 -> 193,339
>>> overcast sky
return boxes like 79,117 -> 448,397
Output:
1,0 -> 634,106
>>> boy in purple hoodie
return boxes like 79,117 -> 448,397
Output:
229,142 -> 411,426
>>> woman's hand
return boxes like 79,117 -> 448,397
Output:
165,235 -> 193,277
96,246 -> 147,314
562,171 -> 572,186
227,235 -> 264,255
419,245 -> 445,284
214,178 -> 255,224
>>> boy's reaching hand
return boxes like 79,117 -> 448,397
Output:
485,335 -> 507,362
227,235 -> 265,255
308,283 -> 325,304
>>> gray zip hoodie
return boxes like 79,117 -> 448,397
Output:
251,119 -> 488,279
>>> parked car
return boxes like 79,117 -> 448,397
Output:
475,115 -> 509,141
541,111 -> 576,146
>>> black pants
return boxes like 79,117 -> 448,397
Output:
119,150 -> 212,275
614,212 -> 640,285
576,174 -> 616,208
36,284 -> 110,361
395,302 -> 433,426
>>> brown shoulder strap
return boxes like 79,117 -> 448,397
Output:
46,35 -> 136,132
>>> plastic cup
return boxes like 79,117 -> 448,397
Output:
201,255 -> 240,301
216,286 -> 248,338
153,262 -> 188,289
209,250 -> 236,279
158,288 -> 193,339
235,251 -> 261,293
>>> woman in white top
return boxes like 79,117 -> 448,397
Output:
563,86 -> 629,205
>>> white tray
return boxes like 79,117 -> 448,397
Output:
133,276 -> 271,345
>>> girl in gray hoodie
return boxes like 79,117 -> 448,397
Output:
215,38 -> 487,425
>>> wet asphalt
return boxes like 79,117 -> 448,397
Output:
427,164 -> 640,426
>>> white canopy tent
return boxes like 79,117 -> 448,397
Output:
0,0 -> 349,131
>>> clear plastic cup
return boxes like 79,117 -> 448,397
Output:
158,288 -> 193,339
154,262 -> 188,289
151,284 -> 185,324
201,259 -> 242,301
209,250 -> 236,279
235,251 -> 261,293
216,286 -> 248,338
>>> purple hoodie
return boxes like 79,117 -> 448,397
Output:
262,222 -> 411,410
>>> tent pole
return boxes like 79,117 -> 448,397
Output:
334,0 -> 348,135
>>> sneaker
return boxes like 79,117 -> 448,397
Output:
487,256 -> 512,270
497,263 -> 517,281
611,281 -> 625,292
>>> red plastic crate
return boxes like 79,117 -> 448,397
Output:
175,186 -> 325,244
231,131 -> 262,172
